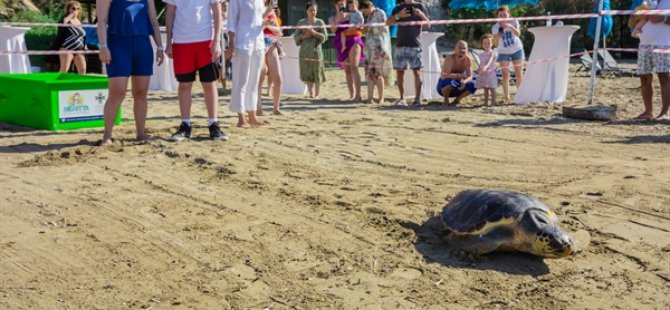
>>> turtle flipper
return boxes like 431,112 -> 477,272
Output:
446,226 -> 514,255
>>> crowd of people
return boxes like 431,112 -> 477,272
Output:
65,0 -> 668,145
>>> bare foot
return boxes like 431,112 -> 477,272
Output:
99,138 -> 113,146
633,113 -> 653,120
352,96 -> 362,102
377,97 -> 384,104
366,99 -> 374,104
273,110 -> 282,116
314,94 -> 320,99
237,122 -> 251,128
136,134 -> 154,143
655,113 -> 669,120
394,98 -> 407,106
249,120 -> 264,127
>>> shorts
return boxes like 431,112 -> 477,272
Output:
497,49 -> 525,62
264,36 -> 281,53
393,47 -> 423,70
637,44 -> 670,75
437,78 -> 477,98
172,40 -> 218,82
106,35 -> 153,78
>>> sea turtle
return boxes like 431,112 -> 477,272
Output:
440,189 -> 574,258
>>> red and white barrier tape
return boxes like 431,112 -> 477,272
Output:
1,9 -> 668,31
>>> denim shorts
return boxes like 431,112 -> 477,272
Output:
497,49 -> 525,62
393,47 -> 423,70
437,78 -> 477,97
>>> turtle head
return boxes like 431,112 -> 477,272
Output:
519,208 -> 574,258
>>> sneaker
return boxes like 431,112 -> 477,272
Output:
411,101 -> 421,108
170,122 -> 192,142
208,122 -> 229,141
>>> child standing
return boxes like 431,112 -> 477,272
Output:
476,34 -> 498,106
164,0 -> 227,141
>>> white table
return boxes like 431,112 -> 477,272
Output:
149,32 -> 178,92
401,32 -> 443,100
513,26 -> 580,104
0,26 -> 31,74
278,36 -> 307,95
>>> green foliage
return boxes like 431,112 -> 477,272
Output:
11,10 -> 59,67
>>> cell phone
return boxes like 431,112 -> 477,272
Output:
272,0 -> 278,8
498,27 -> 503,34
406,6 -> 414,14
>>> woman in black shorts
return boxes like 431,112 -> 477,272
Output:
54,1 -> 87,74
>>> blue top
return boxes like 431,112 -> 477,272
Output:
107,0 -> 154,36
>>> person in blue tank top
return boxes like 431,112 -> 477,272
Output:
96,0 -> 165,146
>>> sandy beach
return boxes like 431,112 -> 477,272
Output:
1,65 -> 669,309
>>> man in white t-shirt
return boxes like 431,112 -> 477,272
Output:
165,0 -> 227,140
633,0 -> 670,120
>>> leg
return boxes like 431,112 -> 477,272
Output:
412,69 -> 422,104
101,77 -> 129,145
314,83 -> 321,98
344,64 -> 354,99
441,86 -> 453,104
58,51 -> 74,73
177,82 -> 194,120
453,89 -> 470,104
245,49 -> 264,125
490,88 -> 497,106
230,50 -> 252,126
73,54 -> 87,74
637,74 -> 654,119
257,58 -> 268,115
266,46 -> 283,115
500,61 -> 511,103
202,81 -> 218,120
396,69 -> 405,104
657,73 -> 669,119
512,60 -> 524,90
306,82 -> 314,98
237,112 -> 250,128
130,76 -> 151,140
348,44 -> 362,101
483,88 -> 489,106
366,71 -> 374,104
376,77 -> 385,104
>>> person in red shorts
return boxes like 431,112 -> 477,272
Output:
165,0 -> 227,141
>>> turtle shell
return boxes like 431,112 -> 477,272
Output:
441,189 -> 550,235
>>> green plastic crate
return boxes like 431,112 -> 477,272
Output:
0,73 -> 120,130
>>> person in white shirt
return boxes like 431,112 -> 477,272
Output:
492,5 -> 524,104
630,0 -> 670,120
226,0 -> 266,127
164,0 -> 226,141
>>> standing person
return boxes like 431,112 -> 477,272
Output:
437,40 -> 476,105
219,0 -> 232,90
164,0 -> 227,141
630,0 -> 669,120
226,0 -> 265,128
55,1 -> 87,74
257,0 -> 284,116
476,34 -> 498,106
360,0 -> 393,104
386,0 -> 429,107
340,0 -> 364,102
96,0 -> 164,146
492,5 -> 524,104
294,2 -> 327,98
329,0 -> 355,100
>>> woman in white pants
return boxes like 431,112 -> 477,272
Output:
226,0 -> 266,127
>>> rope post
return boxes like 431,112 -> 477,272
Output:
587,0 -> 605,105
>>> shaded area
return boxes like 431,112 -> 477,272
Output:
398,216 -> 550,276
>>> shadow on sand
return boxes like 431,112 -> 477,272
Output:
398,216 -> 550,276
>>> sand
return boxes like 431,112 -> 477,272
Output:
1,66 -> 669,309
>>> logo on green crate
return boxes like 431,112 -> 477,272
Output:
64,92 -> 89,113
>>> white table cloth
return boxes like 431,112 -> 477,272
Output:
0,26 -> 31,74
513,25 -> 580,104
149,32 -> 178,92
401,32 -> 443,100
278,36 -> 307,95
